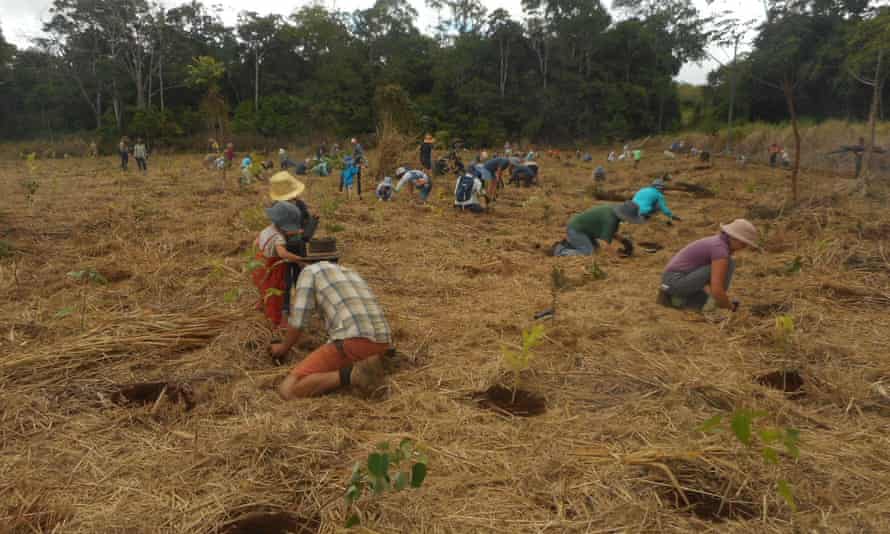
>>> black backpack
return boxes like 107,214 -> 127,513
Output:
455,175 -> 476,203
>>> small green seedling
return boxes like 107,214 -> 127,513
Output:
501,324 -> 546,403
774,314 -> 795,352
326,222 -> 345,233
67,269 -> 108,330
699,409 -> 800,511
20,178 -> 39,206
54,306 -> 76,319
344,439 -> 428,528
587,261 -> 607,280
223,288 -> 240,303
784,256 -> 802,275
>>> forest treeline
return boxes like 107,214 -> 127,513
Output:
0,0 -> 887,147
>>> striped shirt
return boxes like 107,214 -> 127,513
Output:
289,262 -> 391,344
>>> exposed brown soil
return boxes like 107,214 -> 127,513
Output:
111,382 -> 196,410
221,511 -> 320,534
756,370 -> 805,397
749,302 -> 791,318
475,385 -> 547,417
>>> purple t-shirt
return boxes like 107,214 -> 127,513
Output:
664,233 -> 731,273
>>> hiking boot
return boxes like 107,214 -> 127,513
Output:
350,356 -> 385,396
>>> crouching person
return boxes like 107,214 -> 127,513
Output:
376,176 -> 394,201
554,202 -> 643,256
454,171 -> 485,213
271,262 -> 392,398
658,219 -> 759,312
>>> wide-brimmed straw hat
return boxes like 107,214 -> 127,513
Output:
613,201 -> 645,224
721,219 -> 760,249
269,171 -> 305,201
265,201 -> 302,233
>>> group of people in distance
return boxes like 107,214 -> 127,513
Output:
371,134 -> 538,211
248,137 -> 761,400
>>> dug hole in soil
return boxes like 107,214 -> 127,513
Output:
220,510 -> 320,534
649,460 -> 758,523
755,370 -> 805,397
475,385 -> 547,417
111,382 -> 196,410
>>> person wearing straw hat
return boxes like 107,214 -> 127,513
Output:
420,134 -> 434,172
658,219 -> 760,312
553,202 -> 643,256
271,261 -> 392,398
631,178 -> 679,222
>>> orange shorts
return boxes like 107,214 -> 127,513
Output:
290,338 -> 390,378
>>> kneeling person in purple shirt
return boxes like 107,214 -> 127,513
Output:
658,219 -> 760,312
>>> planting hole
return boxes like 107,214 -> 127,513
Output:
755,370 -> 805,396
749,302 -> 791,318
221,511 -> 320,534
650,461 -> 757,523
475,385 -> 546,417
665,486 -> 757,522
111,382 -> 195,410
638,242 -> 663,253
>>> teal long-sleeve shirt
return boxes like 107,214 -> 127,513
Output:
632,187 -> 673,218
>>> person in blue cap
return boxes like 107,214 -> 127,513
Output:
631,178 -> 680,223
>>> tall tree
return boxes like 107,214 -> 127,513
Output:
749,9 -> 818,202
845,6 -> 890,194
237,11 -> 281,112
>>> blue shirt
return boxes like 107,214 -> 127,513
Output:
632,187 -> 673,218
395,170 -> 430,191
341,165 -> 359,187
484,157 -> 510,173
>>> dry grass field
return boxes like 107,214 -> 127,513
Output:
1,147 -> 890,533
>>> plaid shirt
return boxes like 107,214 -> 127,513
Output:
289,262 -> 391,344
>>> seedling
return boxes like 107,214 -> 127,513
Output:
550,265 -> 569,320
774,314 -> 795,352
0,240 -> 14,258
326,223 -> 345,233
587,261 -> 607,280
20,178 -> 39,207
784,256 -> 802,275
501,324 -> 546,403
67,268 -> 108,330
343,439 -> 428,528
223,288 -> 240,303
699,409 -> 800,511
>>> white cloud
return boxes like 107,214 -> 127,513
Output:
1,0 -> 764,85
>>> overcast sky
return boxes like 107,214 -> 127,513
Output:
0,0 -> 765,85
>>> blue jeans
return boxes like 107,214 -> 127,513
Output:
418,183 -> 432,201
662,259 -> 735,309
557,226 -> 597,256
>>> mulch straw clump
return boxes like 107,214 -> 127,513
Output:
2,150 -> 890,532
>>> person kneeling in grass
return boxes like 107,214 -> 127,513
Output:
270,262 -> 392,398
657,219 -> 760,312
553,201 -> 643,256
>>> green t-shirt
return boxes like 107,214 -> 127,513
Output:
568,205 -> 620,243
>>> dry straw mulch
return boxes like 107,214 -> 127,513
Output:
1,149 -> 890,533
